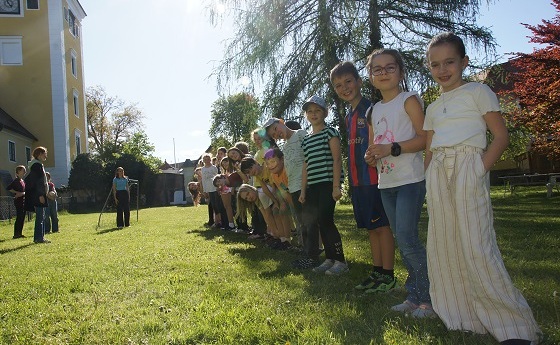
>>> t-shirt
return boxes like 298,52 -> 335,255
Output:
201,165 -> 218,193
345,97 -> 378,186
270,169 -> 289,192
424,82 -> 501,150
113,177 -> 128,191
302,126 -> 345,186
7,177 -> 25,208
282,129 -> 306,193
371,91 -> 425,189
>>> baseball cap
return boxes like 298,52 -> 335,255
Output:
302,95 -> 327,111
263,118 -> 281,130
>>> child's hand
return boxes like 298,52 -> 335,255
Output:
39,196 -> 45,204
364,147 -> 377,166
298,192 -> 306,204
367,144 -> 391,160
332,187 -> 342,201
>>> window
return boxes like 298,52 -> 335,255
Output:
0,36 -> 23,65
75,131 -> 82,155
8,141 -> 16,162
73,89 -> 79,117
68,10 -> 79,37
25,146 -> 31,163
27,0 -> 39,10
70,50 -> 77,77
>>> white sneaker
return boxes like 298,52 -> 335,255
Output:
325,260 -> 349,276
312,259 -> 334,273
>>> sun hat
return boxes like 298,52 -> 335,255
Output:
302,95 -> 327,111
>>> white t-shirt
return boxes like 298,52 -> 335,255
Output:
371,91 -> 425,189
424,82 -> 501,150
282,129 -> 306,193
201,165 -> 218,193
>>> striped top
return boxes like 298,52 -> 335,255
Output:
302,126 -> 345,186
345,97 -> 378,186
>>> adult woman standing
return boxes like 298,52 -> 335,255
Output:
112,167 -> 130,228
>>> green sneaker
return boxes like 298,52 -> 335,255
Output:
355,271 -> 381,290
364,274 -> 397,293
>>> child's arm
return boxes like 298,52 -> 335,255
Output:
329,136 -> 343,201
259,177 -> 280,208
8,189 -> 24,198
299,162 -> 308,203
482,111 -> 509,171
424,130 -> 434,171
401,96 -> 427,153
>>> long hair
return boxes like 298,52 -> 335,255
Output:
235,184 -> 260,222
114,166 -> 127,178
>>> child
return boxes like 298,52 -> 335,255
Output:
240,156 -> 289,248
199,153 -> 223,229
6,165 -> 26,239
45,172 -> 59,233
362,49 -> 431,317
424,32 -> 540,344
24,146 -> 50,243
330,61 -> 395,291
264,118 -> 315,267
112,167 -> 130,229
299,95 -> 347,275
187,181 -> 200,206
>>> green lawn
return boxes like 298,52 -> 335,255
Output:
0,187 -> 558,344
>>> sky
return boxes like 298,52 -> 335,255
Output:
79,0 -> 555,164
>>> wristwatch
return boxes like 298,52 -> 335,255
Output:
391,142 -> 401,157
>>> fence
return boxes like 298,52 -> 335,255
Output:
0,196 -> 15,222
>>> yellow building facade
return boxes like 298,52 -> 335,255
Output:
0,0 -> 86,186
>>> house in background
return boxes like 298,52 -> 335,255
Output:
0,0 -> 87,189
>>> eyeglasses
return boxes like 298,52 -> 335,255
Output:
370,64 -> 398,76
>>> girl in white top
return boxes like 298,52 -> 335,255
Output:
424,32 -> 540,345
364,49 -> 432,318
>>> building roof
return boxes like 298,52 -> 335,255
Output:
0,107 -> 37,140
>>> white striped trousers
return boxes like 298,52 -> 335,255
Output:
425,146 -> 540,343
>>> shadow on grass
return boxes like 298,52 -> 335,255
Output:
96,227 -> 123,235
0,242 -> 34,254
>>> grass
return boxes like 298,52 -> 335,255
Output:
0,187 -> 558,344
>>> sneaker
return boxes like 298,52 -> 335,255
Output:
364,274 -> 397,293
291,258 -> 318,269
312,259 -> 335,273
391,300 -> 418,313
411,303 -> 437,319
12,235 -> 26,239
325,260 -> 349,276
355,272 -> 381,290
34,239 -> 51,244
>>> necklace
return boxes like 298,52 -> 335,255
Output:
441,83 -> 466,113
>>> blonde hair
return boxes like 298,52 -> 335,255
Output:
235,184 -> 260,222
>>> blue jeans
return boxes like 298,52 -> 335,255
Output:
45,200 -> 59,232
34,206 -> 47,242
380,180 -> 430,305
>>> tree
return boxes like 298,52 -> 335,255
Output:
509,0 -> 560,160
86,86 -> 145,158
122,130 -> 162,172
68,153 -> 106,201
208,92 -> 261,147
208,0 -> 496,146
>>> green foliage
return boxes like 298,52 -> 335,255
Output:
86,85 -> 145,157
68,153 -> 107,199
0,188 -> 558,344
122,130 -> 162,172
209,92 -> 261,145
